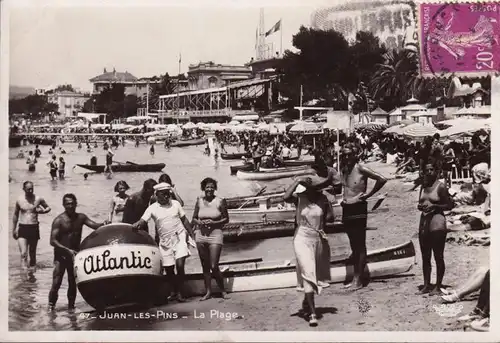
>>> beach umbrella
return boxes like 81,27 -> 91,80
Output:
182,122 -> 197,129
388,119 -> 415,127
257,122 -> 270,131
289,121 -> 322,134
402,123 -> 440,138
440,118 -> 491,138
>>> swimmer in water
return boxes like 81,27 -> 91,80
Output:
26,151 -> 37,172
12,181 -> 51,269
47,155 -> 58,181
150,144 -> 155,156
83,173 -> 89,180
48,193 -> 109,311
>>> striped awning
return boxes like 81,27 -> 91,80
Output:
402,123 -> 439,138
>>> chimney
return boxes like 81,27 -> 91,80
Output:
113,67 -> 116,74
104,68 -> 107,73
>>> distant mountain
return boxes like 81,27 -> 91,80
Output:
9,85 -> 35,99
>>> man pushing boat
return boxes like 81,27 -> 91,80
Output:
340,144 -> 387,290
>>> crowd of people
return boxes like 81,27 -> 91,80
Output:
10,123 -> 491,330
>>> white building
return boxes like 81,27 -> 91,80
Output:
48,91 -> 90,118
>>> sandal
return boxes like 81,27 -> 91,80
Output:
470,317 -> 489,332
309,314 -> 318,327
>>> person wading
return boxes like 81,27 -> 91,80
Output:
133,183 -> 195,302
283,176 -> 333,327
47,155 -> 58,181
191,178 -> 229,301
48,193 -> 109,311
416,163 -> 454,295
340,145 -> 387,290
122,179 -> 157,228
12,181 -> 51,269
26,151 -> 37,172
109,180 -> 130,223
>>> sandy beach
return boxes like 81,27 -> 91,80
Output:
82,161 -> 489,331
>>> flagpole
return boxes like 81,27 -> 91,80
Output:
177,53 -> 181,125
146,81 -> 149,116
280,19 -> 283,57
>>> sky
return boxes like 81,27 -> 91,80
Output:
8,2 -> 317,92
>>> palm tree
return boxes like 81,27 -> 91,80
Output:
370,49 -> 421,107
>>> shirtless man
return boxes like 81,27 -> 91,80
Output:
340,145 -> 387,290
48,193 -> 109,310
12,181 -> 51,269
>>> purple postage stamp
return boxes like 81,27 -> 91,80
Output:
419,2 -> 500,77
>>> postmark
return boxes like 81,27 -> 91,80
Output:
418,2 -> 500,77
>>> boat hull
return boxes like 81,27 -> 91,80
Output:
236,168 -> 315,181
221,152 -> 251,160
170,138 -> 205,147
9,135 -> 23,148
76,163 -> 166,173
182,241 -> 415,296
228,195 -> 385,223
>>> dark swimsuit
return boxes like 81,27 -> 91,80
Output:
18,224 -> 40,240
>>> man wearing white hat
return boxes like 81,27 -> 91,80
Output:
132,182 -> 195,302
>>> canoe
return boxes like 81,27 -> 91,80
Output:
76,162 -> 165,173
236,167 -> 315,181
170,138 -> 205,147
226,190 -> 286,208
222,220 -> 380,243
9,135 -> 23,148
227,194 -> 386,224
221,152 -> 252,160
182,241 -> 416,296
259,165 -> 312,172
230,158 -> 315,175
230,164 -> 254,175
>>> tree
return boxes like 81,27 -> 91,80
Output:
370,49 -> 420,109
277,26 -> 352,110
54,84 -> 75,92
94,84 -> 127,120
8,94 -> 58,117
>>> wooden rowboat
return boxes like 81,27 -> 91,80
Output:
222,220 -> 377,243
236,167 -> 315,181
227,194 -> 387,224
170,138 -> 205,147
76,162 -> 165,173
182,241 -> 416,296
230,159 -> 316,175
230,164 -> 254,175
221,152 -> 252,160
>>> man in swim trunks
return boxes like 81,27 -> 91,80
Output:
48,193 -> 109,311
12,181 -> 51,269
340,144 -> 387,290
104,147 -> 114,175
122,179 -> 157,230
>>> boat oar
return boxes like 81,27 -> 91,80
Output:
219,257 -> 263,266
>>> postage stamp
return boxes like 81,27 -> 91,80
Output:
418,2 -> 500,77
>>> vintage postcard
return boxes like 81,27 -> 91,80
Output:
1,0 -> 497,341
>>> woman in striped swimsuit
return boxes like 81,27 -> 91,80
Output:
192,177 -> 229,301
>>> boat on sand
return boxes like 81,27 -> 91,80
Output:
236,167 -> 315,181
181,241 -> 416,296
227,193 -> 387,223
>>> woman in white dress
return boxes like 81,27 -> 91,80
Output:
109,180 -> 130,223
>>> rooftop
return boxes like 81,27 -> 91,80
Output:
89,68 -> 138,83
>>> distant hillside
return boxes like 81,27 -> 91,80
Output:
9,85 -> 35,99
